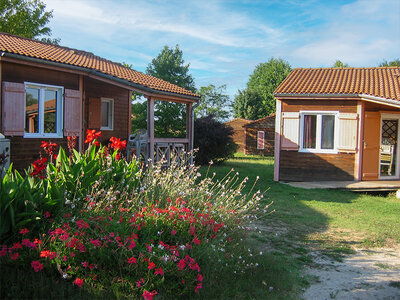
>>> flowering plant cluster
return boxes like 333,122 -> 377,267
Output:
1,130 -> 271,298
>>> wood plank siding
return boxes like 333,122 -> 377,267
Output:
84,77 -> 130,143
279,99 -> 357,181
279,151 -> 355,181
225,119 -> 251,153
244,115 -> 275,156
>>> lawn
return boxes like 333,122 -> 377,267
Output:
205,154 -> 400,248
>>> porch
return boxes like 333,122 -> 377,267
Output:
283,180 -> 400,192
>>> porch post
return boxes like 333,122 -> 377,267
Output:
78,75 -> 84,152
147,96 -> 155,162
274,99 -> 282,181
186,102 -> 193,152
355,100 -> 365,181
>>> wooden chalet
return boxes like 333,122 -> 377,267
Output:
0,33 -> 200,171
225,118 -> 252,153
243,113 -> 275,156
274,67 -> 400,182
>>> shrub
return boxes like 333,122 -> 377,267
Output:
0,131 -> 271,299
194,115 -> 238,165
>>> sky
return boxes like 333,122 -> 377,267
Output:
44,0 -> 400,99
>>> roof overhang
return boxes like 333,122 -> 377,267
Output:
0,52 -> 200,104
274,93 -> 400,109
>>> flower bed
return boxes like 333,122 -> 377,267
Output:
0,130 -> 270,299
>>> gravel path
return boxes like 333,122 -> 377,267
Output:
303,247 -> 400,300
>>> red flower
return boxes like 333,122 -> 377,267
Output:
109,137 -> 127,151
30,157 -> 48,178
142,290 -> 157,300
10,252 -> 19,260
171,229 -> 177,235
41,141 -> 57,158
154,267 -> 164,276
89,239 -> 101,247
193,237 -> 200,245
31,260 -> 44,272
85,129 -> 102,146
20,228 -> 29,235
197,273 -> 203,282
127,257 -> 137,264
73,277 -> 84,287
148,261 -> 155,269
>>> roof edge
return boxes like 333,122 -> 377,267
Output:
1,52 -> 200,102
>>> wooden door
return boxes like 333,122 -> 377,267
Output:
362,112 -> 380,180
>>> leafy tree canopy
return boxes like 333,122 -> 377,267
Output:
146,45 -> 196,138
233,89 -> 267,120
233,57 -> 291,119
195,84 -> 231,121
379,59 -> 400,67
131,101 -> 147,133
146,45 -> 196,93
332,60 -> 349,68
0,0 -> 60,44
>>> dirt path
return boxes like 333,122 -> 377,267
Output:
303,247 -> 400,300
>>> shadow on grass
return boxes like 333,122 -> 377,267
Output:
198,156 -> 367,298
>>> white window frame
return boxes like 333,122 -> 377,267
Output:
100,98 -> 114,131
299,111 -> 339,154
24,82 -> 64,138
257,130 -> 265,149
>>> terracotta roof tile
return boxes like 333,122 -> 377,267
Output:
275,67 -> 400,101
0,33 -> 199,99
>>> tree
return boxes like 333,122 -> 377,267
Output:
131,101 -> 147,132
379,59 -> 400,67
0,0 -> 60,44
233,89 -> 266,120
146,45 -> 196,92
195,84 -> 231,121
332,60 -> 349,68
194,115 -> 237,165
233,57 -> 291,119
146,45 -> 196,137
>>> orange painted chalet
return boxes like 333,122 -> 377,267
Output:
243,113 -> 275,156
0,33 -> 200,170
274,67 -> 400,182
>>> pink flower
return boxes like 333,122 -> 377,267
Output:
193,237 -> 200,245
89,239 -> 101,247
73,277 -> 84,287
197,273 -> 203,282
177,259 -> 186,270
127,257 -> 137,264
136,278 -> 144,288
148,261 -> 155,269
171,229 -> 177,235
154,267 -> 164,276
10,252 -> 19,260
129,240 -> 136,249
195,283 -> 203,293
31,260 -> 44,272
82,261 -> 89,268
20,228 -> 29,235
76,219 -> 89,230
142,290 -> 157,300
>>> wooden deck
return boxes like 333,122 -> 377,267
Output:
283,180 -> 400,191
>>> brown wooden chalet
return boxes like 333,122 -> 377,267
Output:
274,67 -> 400,182
0,33 -> 200,170
243,113 -> 275,156
225,118 -> 252,153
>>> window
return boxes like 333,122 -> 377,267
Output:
300,112 -> 338,153
257,131 -> 265,149
100,98 -> 113,130
25,83 -> 63,138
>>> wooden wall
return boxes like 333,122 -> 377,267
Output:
279,99 -> 357,181
225,119 -> 251,153
245,116 -> 275,156
1,61 -> 130,171
84,77 -> 130,144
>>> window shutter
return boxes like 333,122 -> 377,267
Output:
88,97 -> 101,129
281,112 -> 299,150
338,113 -> 358,152
2,82 -> 25,136
257,131 -> 265,149
64,89 -> 81,136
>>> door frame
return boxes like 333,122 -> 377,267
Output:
379,113 -> 400,180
